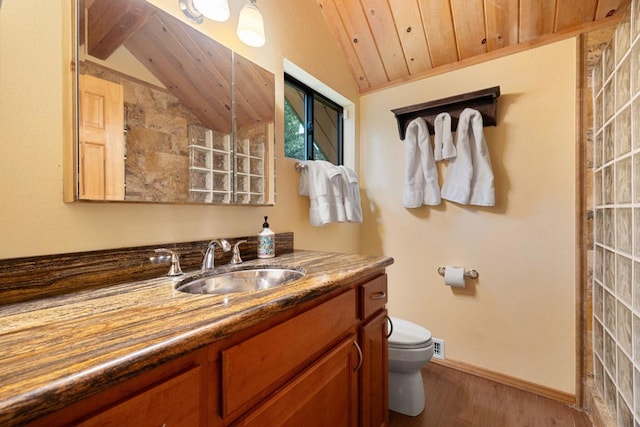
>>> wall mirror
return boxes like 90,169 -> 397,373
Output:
74,0 -> 275,205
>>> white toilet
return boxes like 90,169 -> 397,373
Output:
388,316 -> 434,416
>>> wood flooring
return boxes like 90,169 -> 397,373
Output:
389,363 -> 592,427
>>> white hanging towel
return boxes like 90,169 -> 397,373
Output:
403,117 -> 441,208
337,165 -> 363,223
298,160 -> 346,226
433,112 -> 456,161
441,108 -> 495,206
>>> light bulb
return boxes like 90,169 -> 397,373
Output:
236,1 -> 265,47
193,0 -> 230,22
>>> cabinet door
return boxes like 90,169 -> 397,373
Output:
76,366 -> 202,427
236,337 -> 359,427
221,289 -> 357,418
360,310 -> 389,427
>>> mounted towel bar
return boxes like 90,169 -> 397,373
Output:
391,86 -> 500,140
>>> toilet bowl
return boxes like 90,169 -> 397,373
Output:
388,317 -> 434,416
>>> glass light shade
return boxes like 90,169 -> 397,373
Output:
193,0 -> 230,22
236,2 -> 265,47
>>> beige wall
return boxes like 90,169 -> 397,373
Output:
0,0 -> 361,258
359,39 -> 578,394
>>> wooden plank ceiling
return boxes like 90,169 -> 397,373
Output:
315,0 -> 631,92
83,0 -> 274,133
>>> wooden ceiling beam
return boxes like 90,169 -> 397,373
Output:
87,0 -> 156,60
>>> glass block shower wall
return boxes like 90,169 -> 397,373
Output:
592,0 -> 640,425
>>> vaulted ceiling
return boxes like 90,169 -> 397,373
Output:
314,0 -> 631,92
82,0 -> 274,133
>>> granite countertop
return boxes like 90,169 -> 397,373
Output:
0,250 -> 393,425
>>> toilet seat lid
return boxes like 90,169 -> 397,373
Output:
388,317 -> 432,348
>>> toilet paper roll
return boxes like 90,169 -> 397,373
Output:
444,265 -> 465,287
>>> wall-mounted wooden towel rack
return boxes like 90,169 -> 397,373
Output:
391,86 -> 500,140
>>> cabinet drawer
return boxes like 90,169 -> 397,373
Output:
77,365 -> 202,426
360,274 -> 387,320
221,288 -> 357,418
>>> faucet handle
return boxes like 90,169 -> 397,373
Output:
152,249 -> 184,277
207,239 -> 231,253
229,240 -> 248,265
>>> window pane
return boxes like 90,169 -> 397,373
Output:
313,97 -> 340,164
284,83 -> 305,161
313,143 -> 328,161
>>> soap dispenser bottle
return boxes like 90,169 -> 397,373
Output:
257,216 -> 275,258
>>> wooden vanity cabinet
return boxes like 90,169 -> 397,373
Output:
359,274 -> 389,427
29,273 -> 389,427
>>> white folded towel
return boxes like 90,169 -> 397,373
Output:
434,112 -> 456,161
298,160 -> 346,226
403,117 -> 441,207
441,108 -> 495,206
338,165 -> 363,223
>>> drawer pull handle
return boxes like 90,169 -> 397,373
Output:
353,340 -> 363,371
370,291 -> 386,300
385,315 -> 393,338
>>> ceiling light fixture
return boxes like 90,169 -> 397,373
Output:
179,0 -> 265,47
193,0 -> 230,22
236,0 -> 265,47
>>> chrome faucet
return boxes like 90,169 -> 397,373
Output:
229,240 -> 248,265
152,248 -> 184,277
201,239 -> 231,271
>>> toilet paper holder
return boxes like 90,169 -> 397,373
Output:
437,266 -> 479,279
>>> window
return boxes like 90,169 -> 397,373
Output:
284,74 -> 343,165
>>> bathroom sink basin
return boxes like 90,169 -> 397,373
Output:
175,267 -> 305,295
